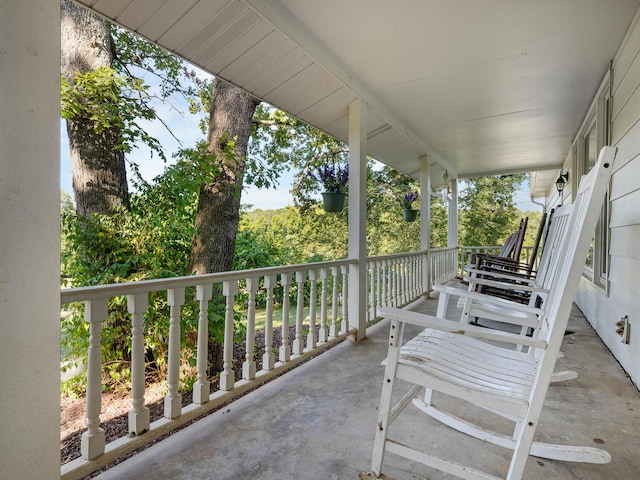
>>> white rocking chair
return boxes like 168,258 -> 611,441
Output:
437,202 -> 573,340
370,146 -> 617,480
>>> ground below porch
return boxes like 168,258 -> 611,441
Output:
93,292 -> 640,480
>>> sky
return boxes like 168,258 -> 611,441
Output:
59,74 -> 541,213
60,126 -> 542,212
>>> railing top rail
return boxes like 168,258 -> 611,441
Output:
365,250 -> 428,263
61,258 -> 357,305
429,247 -> 459,253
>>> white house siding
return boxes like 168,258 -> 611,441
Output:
574,6 -> 640,387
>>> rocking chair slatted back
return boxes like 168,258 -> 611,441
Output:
446,204 -> 572,334
370,146 -> 616,480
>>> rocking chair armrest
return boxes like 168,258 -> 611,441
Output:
475,261 -> 533,276
432,284 -> 543,316
464,268 -> 536,285
379,306 -> 548,349
462,275 -> 545,293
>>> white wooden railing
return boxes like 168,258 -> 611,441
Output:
60,250 -> 458,479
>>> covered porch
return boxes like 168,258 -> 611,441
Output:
92,293 -> 640,480
4,2 -> 640,479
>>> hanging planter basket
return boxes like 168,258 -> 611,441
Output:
322,192 -> 346,213
402,208 -> 418,222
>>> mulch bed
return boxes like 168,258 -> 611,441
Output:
61,325 -> 331,478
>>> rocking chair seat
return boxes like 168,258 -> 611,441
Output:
398,329 -> 536,411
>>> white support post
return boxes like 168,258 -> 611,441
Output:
81,299 -> 108,459
165,288 -> 185,419
127,293 -> 150,435
420,156 -> 432,295
1,3 -> 61,478
448,178 -> 459,249
279,272 -> 291,363
243,278 -> 258,380
263,274 -> 276,371
306,269 -> 318,351
348,98 -> 368,339
220,280 -> 238,391
193,284 -> 212,404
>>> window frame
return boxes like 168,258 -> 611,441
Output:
570,68 -> 611,292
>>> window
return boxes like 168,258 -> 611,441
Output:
571,69 -> 611,290
584,119 -> 597,272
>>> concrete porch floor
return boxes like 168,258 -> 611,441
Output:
94,293 -> 640,480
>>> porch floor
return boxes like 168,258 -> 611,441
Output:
94,291 -> 640,480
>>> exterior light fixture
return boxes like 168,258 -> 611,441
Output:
555,172 -> 569,195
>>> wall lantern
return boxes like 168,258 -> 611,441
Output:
555,172 -> 569,195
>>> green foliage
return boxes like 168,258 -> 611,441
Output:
249,105 -> 349,205
60,163 -> 218,394
458,174 -> 526,247
61,67 -> 165,160
111,27 -> 202,102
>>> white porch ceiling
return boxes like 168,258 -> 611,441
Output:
74,0 -> 640,193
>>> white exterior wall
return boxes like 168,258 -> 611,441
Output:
0,1 -> 62,478
572,7 -> 640,387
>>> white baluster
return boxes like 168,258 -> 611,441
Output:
193,284 -> 212,404
400,261 -> 405,303
409,257 -> 415,298
373,261 -> 382,318
279,272 -> 291,363
262,274 -> 276,371
329,266 -> 339,338
368,265 -> 375,320
394,261 -> 400,305
220,280 -> 237,391
306,269 -> 317,351
80,299 -> 107,460
381,260 -> 388,308
340,265 -> 349,334
292,270 -> 305,355
376,262 -> 384,315
127,293 -> 150,435
318,268 -> 329,343
165,288 -> 185,419
411,257 -> 417,298
243,278 -> 257,380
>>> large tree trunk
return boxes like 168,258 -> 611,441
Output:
60,0 -> 130,216
189,79 -> 259,375
188,79 -> 260,275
